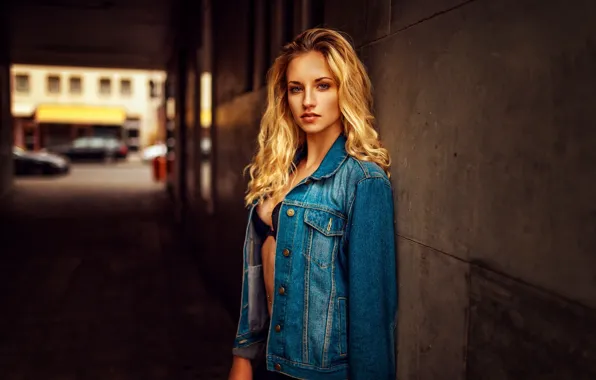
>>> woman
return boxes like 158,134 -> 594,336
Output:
229,28 -> 397,380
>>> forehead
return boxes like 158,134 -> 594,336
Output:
286,51 -> 332,82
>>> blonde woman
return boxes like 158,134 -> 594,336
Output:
229,28 -> 397,380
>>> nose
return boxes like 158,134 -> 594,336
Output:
302,87 -> 316,109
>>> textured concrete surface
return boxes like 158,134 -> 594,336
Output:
213,0 -> 253,105
396,239 -> 469,380
365,0 -> 596,309
0,162 -> 235,380
354,0 -> 596,377
468,266 -> 596,379
390,0 -> 470,32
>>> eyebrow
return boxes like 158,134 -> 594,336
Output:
288,77 -> 333,85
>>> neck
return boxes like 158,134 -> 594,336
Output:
302,122 -> 343,170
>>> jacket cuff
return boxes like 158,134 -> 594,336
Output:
232,341 -> 265,360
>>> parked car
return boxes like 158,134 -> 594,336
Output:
13,146 -> 70,176
48,136 -> 128,162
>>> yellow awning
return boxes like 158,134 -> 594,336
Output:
35,104 -> 127,125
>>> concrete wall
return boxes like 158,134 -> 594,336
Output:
187,0 -> 596,377
325,0 -> 596,378
212,0 -> 253,105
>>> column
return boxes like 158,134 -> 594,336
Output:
252,0 -> 267,90
270,0 -> 284,60
0,0 -> 12,198
13,118 -> 24,148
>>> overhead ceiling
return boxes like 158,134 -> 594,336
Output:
8,0 -> 174,69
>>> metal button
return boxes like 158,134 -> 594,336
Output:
286,208 -> 295,217
282,249 -> 290,257
278,286 -> 286,295
274,363 -> 282,371
275,324 -> 281,333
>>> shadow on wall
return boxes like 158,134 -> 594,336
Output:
186,89 -> 267,318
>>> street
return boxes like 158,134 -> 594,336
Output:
0,160 -> 235,379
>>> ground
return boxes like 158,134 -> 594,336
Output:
0,159 -> 235,379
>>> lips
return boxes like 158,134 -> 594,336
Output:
301,113 -> 320,123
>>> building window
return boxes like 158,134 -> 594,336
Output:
149,80 -> 160,98
120,78 -> 132,96
99,77 -> 112,95
69,76 -> 82,94
14,74 -> 30,94
47,75 -> 61,94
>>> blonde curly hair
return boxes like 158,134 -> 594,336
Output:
244,28 -> 390,207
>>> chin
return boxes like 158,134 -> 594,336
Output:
299,122 -> 326,135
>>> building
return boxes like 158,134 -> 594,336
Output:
10,64 -> 166,151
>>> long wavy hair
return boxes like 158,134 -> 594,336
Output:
244,28 -> 391,207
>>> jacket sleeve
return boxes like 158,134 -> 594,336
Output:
231,265 -> 267,360
347,177 -> 398,379
232,208 -> 268,360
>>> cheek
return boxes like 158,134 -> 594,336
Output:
322,93 -> 340,116
288,96 -> 302,118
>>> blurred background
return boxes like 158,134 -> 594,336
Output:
0,0 -> 595,379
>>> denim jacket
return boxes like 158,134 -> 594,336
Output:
233,134 -> 397,379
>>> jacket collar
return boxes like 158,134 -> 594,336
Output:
294,133 -> 348,181
249,134 -> 348,208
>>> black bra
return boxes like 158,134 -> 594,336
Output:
253,202 -> 282,240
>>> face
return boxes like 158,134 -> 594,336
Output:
286,51 -> 342,136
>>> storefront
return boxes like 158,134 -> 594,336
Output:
32,104 -> 127,149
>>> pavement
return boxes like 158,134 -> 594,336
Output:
0,160 -> 235,379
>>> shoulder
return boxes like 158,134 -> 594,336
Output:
336,156 -> 392,210
342,156 -> 390,186
341,157 -> 394,222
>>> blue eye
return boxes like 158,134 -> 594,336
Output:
318,83 -> 330,90
289,87 -> 302,93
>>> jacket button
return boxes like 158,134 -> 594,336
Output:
274,363 -> 282,371
275,324 -> 281,333
282,249 -> 290,257
286,208 -> 295,217
278,286 -> 286,295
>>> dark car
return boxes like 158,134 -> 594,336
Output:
13,146 -> 70,176
49,136 -> 128,163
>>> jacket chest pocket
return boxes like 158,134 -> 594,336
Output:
303,208 -> 345,269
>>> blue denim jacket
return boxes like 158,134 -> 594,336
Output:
233,134 -> 397,379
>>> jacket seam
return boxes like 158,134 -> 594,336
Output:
322,250 -> 337,368
354,157 -> 369,177
281,200 -> 347,219
268,354 -> 348,370
302,228 -> 312,363
350,156 -> 390,181
233,337 -> 266,349
234,331 -> 254,339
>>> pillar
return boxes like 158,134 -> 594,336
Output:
13,118 -> 24,148
0,0 -> 12,200
33,122 -> 40,151
252,0 -> 267,90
